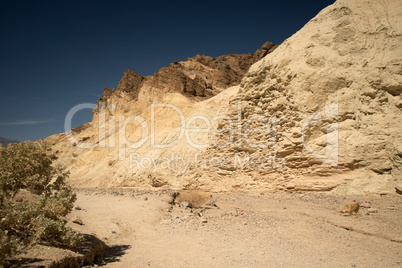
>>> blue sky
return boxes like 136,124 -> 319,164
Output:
0,0 -> 334,141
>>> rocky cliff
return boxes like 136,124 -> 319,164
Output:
47,42 -> 279,189
201,0 -> 402,193
95,42 -> 277,111
47,0 -> 401,194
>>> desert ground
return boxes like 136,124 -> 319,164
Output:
5,0 -> 401,267
10,188 -> 402,267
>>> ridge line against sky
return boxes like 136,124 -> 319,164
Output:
0,0 -> 335,142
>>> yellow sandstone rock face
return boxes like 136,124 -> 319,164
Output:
205,0 -> 402,194
47,0 -> 402,194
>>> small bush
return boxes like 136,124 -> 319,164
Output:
176,190 -> 208,208
0,141 -> 82,264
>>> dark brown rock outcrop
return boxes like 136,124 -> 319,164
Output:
116,70 -> 145,100
96,42 -> 278,106
152,64 -> 208,98
150,42 -> 278,100
253,42 -> 278,61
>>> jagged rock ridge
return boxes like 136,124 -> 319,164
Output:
95,42 -> 277,109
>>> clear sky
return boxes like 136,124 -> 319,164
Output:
0,0 -> 335,142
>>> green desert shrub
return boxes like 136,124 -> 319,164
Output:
0,141 -> 82,264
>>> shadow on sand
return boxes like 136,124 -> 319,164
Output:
5,234 -> 131,267
99,244 -> 131,266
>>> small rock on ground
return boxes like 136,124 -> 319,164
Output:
72,216 -> 84,225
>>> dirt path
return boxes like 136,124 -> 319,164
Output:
66,189 -> 402,268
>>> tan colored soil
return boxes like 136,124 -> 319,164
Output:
60,189 -> 401,267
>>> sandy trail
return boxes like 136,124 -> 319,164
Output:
67,189 -> 402,268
